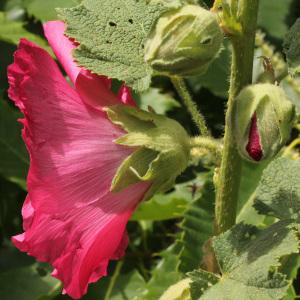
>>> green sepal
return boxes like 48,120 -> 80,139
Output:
105,105 -> 190,200
144,5 -> 223,77
233,83 -> 296,162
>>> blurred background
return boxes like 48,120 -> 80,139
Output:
0,0 -> 300,299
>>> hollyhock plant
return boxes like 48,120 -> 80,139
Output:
7,21 -> 152,299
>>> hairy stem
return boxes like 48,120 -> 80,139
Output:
214,0 -> 259,235
190,136 -> 223,163
171,77 -> 209,136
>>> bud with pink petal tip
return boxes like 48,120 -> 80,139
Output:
233,83 -> 295,162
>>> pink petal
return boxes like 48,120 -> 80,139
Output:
43,21 -> 80,84
246,113 -> 263,161
75,70 -> 119,109
118,85 -> 136,106
8,39 -> 150,299
43,21 -> 120,110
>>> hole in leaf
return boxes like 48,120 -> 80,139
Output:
128,19 -> 133,24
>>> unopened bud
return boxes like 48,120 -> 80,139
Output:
144,5 -> 223,77
233,83 -> 295,162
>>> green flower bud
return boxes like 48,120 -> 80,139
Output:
144,5 -> 223,77
233,83 -> 295,162
105,105 -> 190,200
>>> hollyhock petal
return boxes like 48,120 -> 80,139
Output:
75,70 -> 119,109
43,21 -> 120,110
43,21 -> 80,83
8,39 -> 150,299
118,85 -> 136,106
246,113 -> 263,161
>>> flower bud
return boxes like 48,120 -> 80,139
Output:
233,83 -> 295,162
144,5 -> 223,77
105,105 -> 191,200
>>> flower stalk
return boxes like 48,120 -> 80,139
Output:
171,76 -> 209,136
214,0 -> 260,235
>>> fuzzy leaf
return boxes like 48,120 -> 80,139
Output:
60,0 -> 169,91
254,158 -> 300,220
191,221 -> 299,300
236,160 -> 270,225
283,18 -> 300,76
190,158 -> 300,300
188,269 -> 219,299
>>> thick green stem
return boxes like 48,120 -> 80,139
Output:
214,0 -> 259,235
171,76 -> 209,136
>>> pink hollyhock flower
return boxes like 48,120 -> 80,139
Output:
8,21 -> 150,299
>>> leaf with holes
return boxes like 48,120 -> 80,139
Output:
59,0 -> 169,91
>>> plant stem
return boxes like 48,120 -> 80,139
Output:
214,0 -> 259,235
171,76 -> 209,136
104,260 -> 124,300
190,136 -> 223,162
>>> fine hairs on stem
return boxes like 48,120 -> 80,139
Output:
171,76 -> 209,136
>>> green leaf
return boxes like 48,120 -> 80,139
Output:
254,158 -> 300,220
140,244 -> 182,300
236,160 -> 270,225
159,278 -> 191,300
188,40 -> 231,98
0,100 -> 28,189
131,194 -> 187,221
60,0 -> 169,91
0,12 -> 51,53
177,176 -> 215,273
283,18 -> 300,76
138,88 -> 180,115
132,175 -> 198,221
191,221 -> 299,300
0,264 -> 60,300
280,76 -> 300,110
107,270 -> 146,300
23,0 -> 78,22
188,269 -> 218,300
258,0 -> 293,39
190,158 -> 300,300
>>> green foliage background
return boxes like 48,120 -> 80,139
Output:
0,0 -> 300,299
